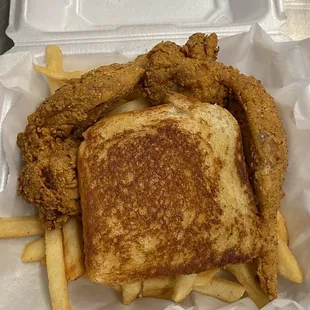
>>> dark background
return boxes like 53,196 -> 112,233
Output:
0,0 -> 13,55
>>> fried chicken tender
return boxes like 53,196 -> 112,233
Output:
219,66 -> 288,298
17,59 -> 146,229
181,32 -> 219,61
142,40 -> 288,298
142,34 -> 228,106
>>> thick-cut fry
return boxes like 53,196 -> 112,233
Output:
45,45 -> 63,94
277,211 -> 289,244
195,268 -> 219,287
143,276 -> 175,291
172,274 -> 197,302
193,278 -> 245,303
143,269 -> 219,294
46,46 -> 63,71
143,288 -> 173,300
227,263 -> 269,309
63,217 -> 85,281
34,65 -> 85,80
21,237 -> 45,262
46,46 -> 63,92
278,238 -> 303,283
45,229 -> 71,310
122,282 -> 142,305
143,276 -> 244,303
0,217 -> 43,238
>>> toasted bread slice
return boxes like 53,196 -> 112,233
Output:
78,93 -> 261,286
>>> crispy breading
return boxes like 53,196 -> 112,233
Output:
218,67 -> 288,298
17,60 -> 145,229
142,40 -> 228,106
141,41 -> 288,298
181,32 -> 219,61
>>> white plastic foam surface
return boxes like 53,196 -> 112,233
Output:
6,0 -> 288,54
0,24 -> 309,310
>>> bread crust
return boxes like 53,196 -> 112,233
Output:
78,94 -> 262,285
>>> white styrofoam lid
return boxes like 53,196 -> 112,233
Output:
7,0 -> 288,54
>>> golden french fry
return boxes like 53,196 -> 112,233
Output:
195,268 -> 219,287
278,238 -> 303,283
277,211 -> 289,244
34,65 -> 85,80
143,288 -> 173,300
193,278 -> 245,303
172,274 -> 197,302
143,269 -> 218,295
45,45 -> 63,94
122,282 -> 142,305
107,98 -> 150,116
46,46 -> 63,71
227,263 -> 269,309
21,237 -> 45,262
63,217 -> 85,281
45,229 -> 71,310
143,276 -> 175,291
0,217 -> 43,238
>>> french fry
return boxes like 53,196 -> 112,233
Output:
172,274 -> 197,302
63,217 -> 85,281
21,237 -> 45,262
122,282 -> 142,305
143,268 -> 219,294
45,229 -> 71,310
143,276 -> 244,303
277,211 -> 289,244
143,276 -> 175,291
227,263 -> 269,309
278,238 -> 303,283
193,278 -> 245,303
194,268 -> 219,287
34,65 -> 85,81
46,46 -> 63,71
143,288 -> 173,300
0,217 -> 43,238
45,45 -> 63,94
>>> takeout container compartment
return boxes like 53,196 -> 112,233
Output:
1,0 -> 310,309
7,0 -> 287,56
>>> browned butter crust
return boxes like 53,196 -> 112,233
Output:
78,94 -> 262,285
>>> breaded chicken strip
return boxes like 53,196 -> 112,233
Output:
142,36 -> 228,106
17,59 -> 145,229
142,42 -> 287,298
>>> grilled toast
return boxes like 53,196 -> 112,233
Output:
78,93 -> 261,285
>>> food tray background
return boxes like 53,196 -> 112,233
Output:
1,1 -> 310,309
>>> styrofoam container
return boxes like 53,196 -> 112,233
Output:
1,1 -> 310,310
7,0 -> 288,57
